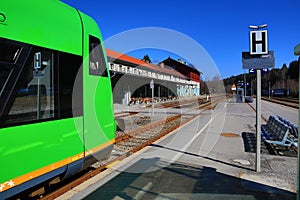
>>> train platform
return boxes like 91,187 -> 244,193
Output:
57,97 -> 297,199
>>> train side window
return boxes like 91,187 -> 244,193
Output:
4,50 -> 55,125
0,39 -> 22,96
0,37 -> 84,127
0,40 -> 21,63
89,35 -> 108,77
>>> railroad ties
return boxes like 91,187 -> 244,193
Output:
40,95 -> 223,199
23,94 -> 299,199
54,94 -> 297,200
102,96 -> 219,166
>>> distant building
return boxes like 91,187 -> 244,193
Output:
106,49 -> 196,104
159,57 -> 201,96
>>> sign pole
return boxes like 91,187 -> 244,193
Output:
244,24 -> 273,173
268,81 -> 271,99
152,85 -> 154,115
293,44 -> 300,200
256,69 -> 261,172
244,73 -> 247,96
297,56 -> 300,200
150,80 -> 154,116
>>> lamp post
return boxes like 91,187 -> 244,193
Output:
244,72 -> 247,97
268,81 -> 271,99
251,79 -> 253,96
150,80 -> 154,116
249,24 -> 268,30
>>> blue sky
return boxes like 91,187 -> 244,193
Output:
62,0 -> 299,79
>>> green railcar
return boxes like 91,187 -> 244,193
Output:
0,0 -> 115,198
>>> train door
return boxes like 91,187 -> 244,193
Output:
82,34 -> 115,166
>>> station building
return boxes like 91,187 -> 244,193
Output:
106,49 -> 201,105
159,57 -> 201,96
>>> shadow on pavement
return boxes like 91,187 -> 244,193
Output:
84,158 -> 295,200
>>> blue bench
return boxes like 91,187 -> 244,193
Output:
277,115 -> 298,139
261,116 -> 276,139
261,116 -> 297,148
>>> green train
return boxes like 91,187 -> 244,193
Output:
0,0 -> 116,199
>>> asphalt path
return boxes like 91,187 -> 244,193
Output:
57,98 -> 296,200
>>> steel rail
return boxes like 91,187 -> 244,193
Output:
38,96 -> 224,200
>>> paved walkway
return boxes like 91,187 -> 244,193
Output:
58,98 -> 297,200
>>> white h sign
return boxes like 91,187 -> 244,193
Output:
250,30 -> 268,55
150,80 -> 154,89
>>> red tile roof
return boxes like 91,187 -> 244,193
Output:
106,49 -> 188,80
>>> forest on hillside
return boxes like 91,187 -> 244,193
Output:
223,60 -> 299,97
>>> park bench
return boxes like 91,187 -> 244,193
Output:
277,115 -> 298,139
261,115 -> 277,139
261,116 -> 296,148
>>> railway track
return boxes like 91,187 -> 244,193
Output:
114,96 -> 210,119
261,96 -> 299,109
271,97 -> 299,104
37,95 -> 225,200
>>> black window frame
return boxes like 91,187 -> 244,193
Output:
0,37 -> 83,128
58,51 -> 83,118
89,35 -> 108,77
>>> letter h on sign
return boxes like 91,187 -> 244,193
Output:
250,30 -> 268,55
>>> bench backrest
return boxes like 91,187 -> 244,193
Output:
277,115 -> 298,138
272,119 -> 289,142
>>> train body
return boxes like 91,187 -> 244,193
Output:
0,1 -> 116,199
261,89 -> 290,97
272,88 -> 290,97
